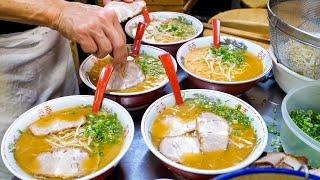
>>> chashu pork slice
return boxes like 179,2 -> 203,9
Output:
29,116 -> 86,136
35,148 -> 89,178
196,112 -> 230,152
163,116 -> 196,137
107,61 -> 145,90
159,135 -> 200,162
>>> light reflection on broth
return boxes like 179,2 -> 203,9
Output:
87,55 -> 166,93
14,106 -> 124,179
183,47 -> 263,82
150,101 -> 256,170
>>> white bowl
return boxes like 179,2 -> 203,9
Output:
79,44 -> 177,110
268,48 -> 316,93
141,89 -> 268,178
176,36 -> 273,95
125,11 -> 203,46
125,11 -> 203,56
1,95 -> 134,180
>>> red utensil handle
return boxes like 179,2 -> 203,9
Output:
142,7 -> 151,24
159,53 -> 183,105
92,65 -> 114,113
132,22 -> 146,57
212,18 -> 220,48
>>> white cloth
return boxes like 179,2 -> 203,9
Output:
0,27 -> 79,178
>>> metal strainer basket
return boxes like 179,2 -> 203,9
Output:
267,0 -> 320,80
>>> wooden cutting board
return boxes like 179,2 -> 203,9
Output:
203,8 -> 270,49
241,0 -> 267,8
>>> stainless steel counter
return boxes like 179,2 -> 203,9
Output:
107,69 -> 286,180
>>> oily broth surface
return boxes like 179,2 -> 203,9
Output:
14,106 -> 124,179
87,55 -> 166,93
150,103 -> 256,170
183,47 -> 263,82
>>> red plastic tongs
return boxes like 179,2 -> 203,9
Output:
212,18 -> 220,48
159,53 -> 184,105
142,6 -> 151,25
131,22 -> 147,57
92,65 -> 114,113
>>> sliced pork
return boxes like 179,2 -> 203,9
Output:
29,116 -> 85,136
163,116 -> 196,137
35,148 -> 88,178
159,135 -> 200,162
107,61 -> 145,90
196,112 -> 229,152
253,152 -> 308,170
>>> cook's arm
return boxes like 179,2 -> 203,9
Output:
0,0 -> 127,59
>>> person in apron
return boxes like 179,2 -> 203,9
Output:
0,0 -> 144,178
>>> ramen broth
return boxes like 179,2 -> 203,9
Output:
150,95 -> 256,170
14,106 -> 124,179
184,46 -> 263,82
88,55 -> 166,93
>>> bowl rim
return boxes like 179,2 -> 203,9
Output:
281,82 -> 320,152
141,89 -> 268,175
79,44 -> 177,96
124,11 -> 203,46
215,167 -> 319,180
1,95 -> 135,180
176,36 -> 273,85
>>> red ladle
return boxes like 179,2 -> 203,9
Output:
212,18 -> 220,48
159,53 -> 183,105
142,6 -> 151,25
92,65 -> 114,113
131,22 -> 147,57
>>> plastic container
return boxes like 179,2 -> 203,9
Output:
281,82 -> 320,168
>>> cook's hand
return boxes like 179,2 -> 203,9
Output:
52,1 -> 127,59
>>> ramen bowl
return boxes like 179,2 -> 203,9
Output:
215,168 -> 320,180
141,89 -> 268,179
1,95 -> 134,180
80,44 -> 177,111
176,36 -> 273,95
125,11 -> 203,56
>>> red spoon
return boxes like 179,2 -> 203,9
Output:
159,53 -> 183,105
92,65 -> 114,113
212,18 -> 220,48
131,22 -> 146,57
142,6 -> 151,25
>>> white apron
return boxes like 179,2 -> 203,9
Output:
0,27 -> 79,178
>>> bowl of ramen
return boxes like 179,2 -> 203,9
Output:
176,36 -> 273,95
215,168 -> 320,180
141,89 -> 268,179
125,11 -> 203,56
1,95 -> 134,180
80,44 -> 177,110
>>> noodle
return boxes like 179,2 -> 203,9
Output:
184,46 -> 263,82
